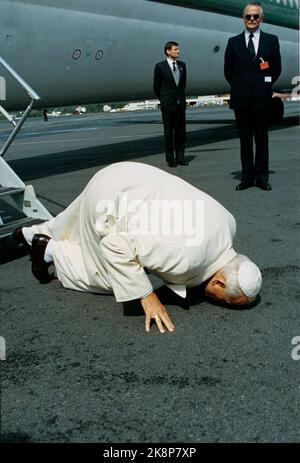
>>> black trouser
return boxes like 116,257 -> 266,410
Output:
234,102 -> 269,185
162,105 -> 186,164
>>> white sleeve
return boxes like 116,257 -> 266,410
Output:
100,233 -> 153,302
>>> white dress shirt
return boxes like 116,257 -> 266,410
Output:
167,57 -> 178,72
245,29 -> 260,56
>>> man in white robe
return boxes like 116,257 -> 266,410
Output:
15,162 -> 262,333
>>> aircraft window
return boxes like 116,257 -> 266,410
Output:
72,49 -> 81,60
95,50 -> 104,61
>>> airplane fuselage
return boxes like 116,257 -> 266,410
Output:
0,0 -> 298,110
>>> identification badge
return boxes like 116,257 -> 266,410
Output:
265,76 -> 272,83
260,58 -> 269,70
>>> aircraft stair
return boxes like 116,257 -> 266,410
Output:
0,56 -> 52,239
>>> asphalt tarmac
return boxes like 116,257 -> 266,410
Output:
0,104 -> 299,443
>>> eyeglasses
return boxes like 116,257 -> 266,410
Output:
244,14 -> 260,20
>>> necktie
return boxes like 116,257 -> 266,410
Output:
248,33 -> 256,61
172,61 -> 180,86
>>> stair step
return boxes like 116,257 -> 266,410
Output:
0,186 -> 25,197
0,198 -> 27,226
0,217 -> 44,239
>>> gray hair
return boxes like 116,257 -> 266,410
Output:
243,2 -> 264,16
219,254 -> 255,302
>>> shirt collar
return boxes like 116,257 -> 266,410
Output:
245,28 -> 260,39
167,58 -> 177,66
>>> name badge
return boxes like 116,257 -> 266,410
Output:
260,58 -> 270,70
260,61 -> 269,70
265,76 -> 272,83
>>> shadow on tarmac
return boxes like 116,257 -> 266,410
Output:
7,116 -> 298,182
230,169 -> 276,181
123,284 -> 260,318
1,237 -> 30,264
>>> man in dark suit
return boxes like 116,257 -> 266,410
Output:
224,1 -> 281,191
154,41 -> 188,167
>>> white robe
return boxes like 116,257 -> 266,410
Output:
32,162 -> 237,301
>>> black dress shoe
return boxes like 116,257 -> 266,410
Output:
12,227 -> 31,253
31,234 -> 53,284
235,182 -> 254,191
167,162 -> 177,167
177,161 -> 189,166
257,182 -> 272,191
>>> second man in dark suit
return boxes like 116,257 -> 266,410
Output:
154,41 -> 188,167
224,2 -> 281,191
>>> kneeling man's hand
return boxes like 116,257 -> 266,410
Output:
141,292 -> 175,334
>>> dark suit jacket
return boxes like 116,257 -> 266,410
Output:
153,60 -> 187,112
224,31 -> 281,111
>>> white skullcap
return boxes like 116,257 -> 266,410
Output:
238,261 -> 262,298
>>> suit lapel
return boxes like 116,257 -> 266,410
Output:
256,31 -> 266,62
164,60 -> 176,84
238,31 -> 247,51
237,32 -> 251,66
177,61 -> 184,83
239,30 -> 267,67
237,31 -> 260,69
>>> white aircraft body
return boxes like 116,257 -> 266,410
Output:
0,0 -> 298,235
0,0 -> 298,110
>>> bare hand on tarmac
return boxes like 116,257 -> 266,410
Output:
141,292 -> 175,333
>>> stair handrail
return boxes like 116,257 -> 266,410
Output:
0,55 -> 40,102
0,56 -> 41,158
